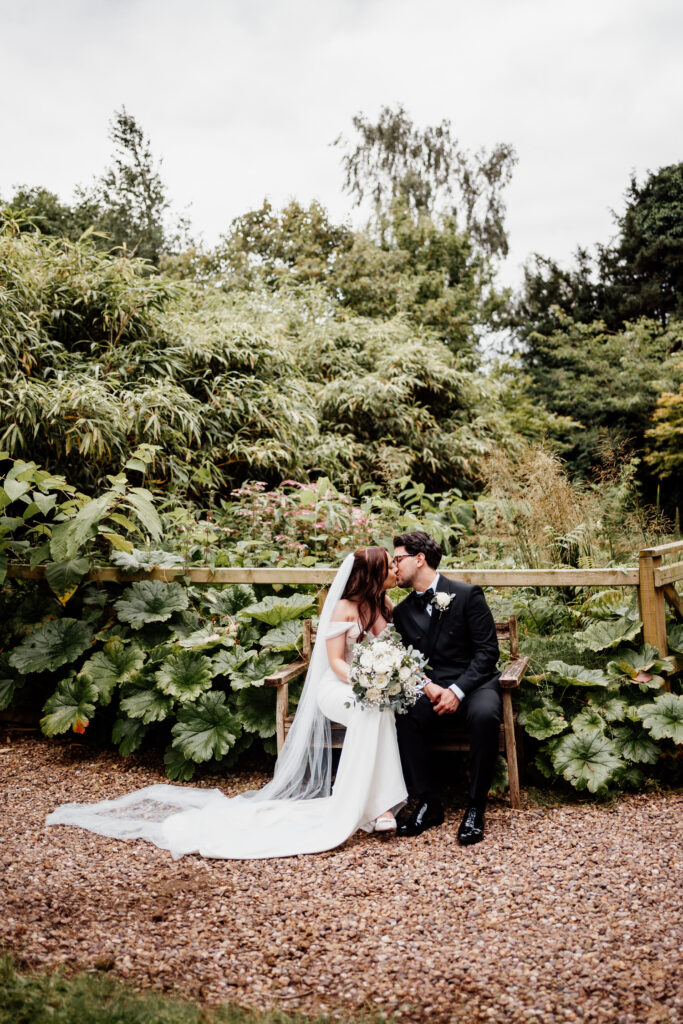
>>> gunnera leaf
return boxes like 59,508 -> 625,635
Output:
228,651 -> 286,690
155,649 -> 213,702
110,548 -> 183,571
0,654 -> 23,711
585,691 -> 629,723
164,744 -> 196,782
573,616 -> 642,652
260,621 -> 304,652
546,661 -> 611,687
234,686 -> 277,738
612,723 -> 661,764
240,593 -> 317,626
667,624 -> 683,654
636,693 -> 683,745
79,640 -> 146,705
120,680 -> 173,723
112,715 -> 147,756
178,624 -> 237,651
9,618 -> 94,675
606,645 -> 675,689
41,676 -> 97,736
571,707 -> 607,740
583,590 -> 636,620
519,706 -> 568,740
551,731 -> 624,793
201,584 -> 256,617
171,691 -> 240,763
114,581 -> 188,629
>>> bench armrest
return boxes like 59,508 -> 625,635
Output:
500,656 -> 530,690
264,660 -> 308,687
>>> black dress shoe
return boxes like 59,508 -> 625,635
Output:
457,805 -> 485,846
397,800 -> 444,837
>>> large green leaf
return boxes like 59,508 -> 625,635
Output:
667,624 -> 683,654
201,584 -> 256,617
40,676 -> 97,736
583,590 -> 636,620
79,640 -> 146,704
50,493 -> 114,560
178,624 -> 237,651
119,680 -> 173,723
110,547 -> 183,571
114,580 -> 188,629
546,661 -> 610,687
260,620 -> 304,652
155,649 -> 213,701
519,705 -> 568,740
612,723 -> 661,764
234,687 -> 277,738
571,707 -> 608,740
45,558 -> 90,604
9,618 -> 94,675
606,645 -> 674,689
240,593 -> 317,626
164,744 -> 196,782
636,693 -> 683,744
585,691 -> 629,722
123,488 -> 163,541
171,691 -> 240,763
551,731 -> 624,793
573,616 -> 642,652
0,654 -> 22,711
112,715 -> 147,755
227,650 -> 286,690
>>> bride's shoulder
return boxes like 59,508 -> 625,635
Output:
331,598 -> 357,621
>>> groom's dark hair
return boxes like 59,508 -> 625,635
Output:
393,531 -> 442,570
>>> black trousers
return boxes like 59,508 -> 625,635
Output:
396,680 -> 502,807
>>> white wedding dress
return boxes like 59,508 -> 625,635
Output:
47,559 -> 407,860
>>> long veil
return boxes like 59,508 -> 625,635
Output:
46,555 -> 356,853
241,552 -> 354,802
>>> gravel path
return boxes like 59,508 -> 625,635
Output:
1,736 -> 681,1024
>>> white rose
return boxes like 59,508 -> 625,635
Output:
399,665 -> 412,682
360,652 -> 373,669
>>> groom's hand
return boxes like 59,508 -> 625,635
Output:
431,685 -> 460,716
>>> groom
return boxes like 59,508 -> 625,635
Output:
391,531 -> 502,845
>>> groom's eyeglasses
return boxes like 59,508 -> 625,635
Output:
392,554 -> 414,565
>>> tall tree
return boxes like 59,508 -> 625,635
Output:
77,107 -> 172,263
602,164 -> 683,327
335,105 -> 517,259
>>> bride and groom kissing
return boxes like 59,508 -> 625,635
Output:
47,531 -> 502,859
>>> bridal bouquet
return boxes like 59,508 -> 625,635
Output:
347,624 -> 427,713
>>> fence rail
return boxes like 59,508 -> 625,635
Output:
7,548 -> 683,673
7,564 -> 642,586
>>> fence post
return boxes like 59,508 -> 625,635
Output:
638,548 -> 668,661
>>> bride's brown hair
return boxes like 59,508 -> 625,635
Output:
341,546 -> 392,635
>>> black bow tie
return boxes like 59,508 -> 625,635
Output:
413,590 -> 432,611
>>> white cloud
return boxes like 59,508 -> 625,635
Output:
1,0 -> 681,285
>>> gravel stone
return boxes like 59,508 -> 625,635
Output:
1,736 -> 681,1023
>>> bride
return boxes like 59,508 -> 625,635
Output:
47,547 -> 408,859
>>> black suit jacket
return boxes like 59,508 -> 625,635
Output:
392,575 -> 500,698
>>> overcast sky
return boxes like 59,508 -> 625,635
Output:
1,0 -> 681,286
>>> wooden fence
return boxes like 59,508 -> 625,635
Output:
8,539 -> 683,672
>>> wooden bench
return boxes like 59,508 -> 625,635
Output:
264,617 -> 529,809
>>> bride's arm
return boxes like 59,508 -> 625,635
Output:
325,598 -> 354,683
326,633 -> 350,683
